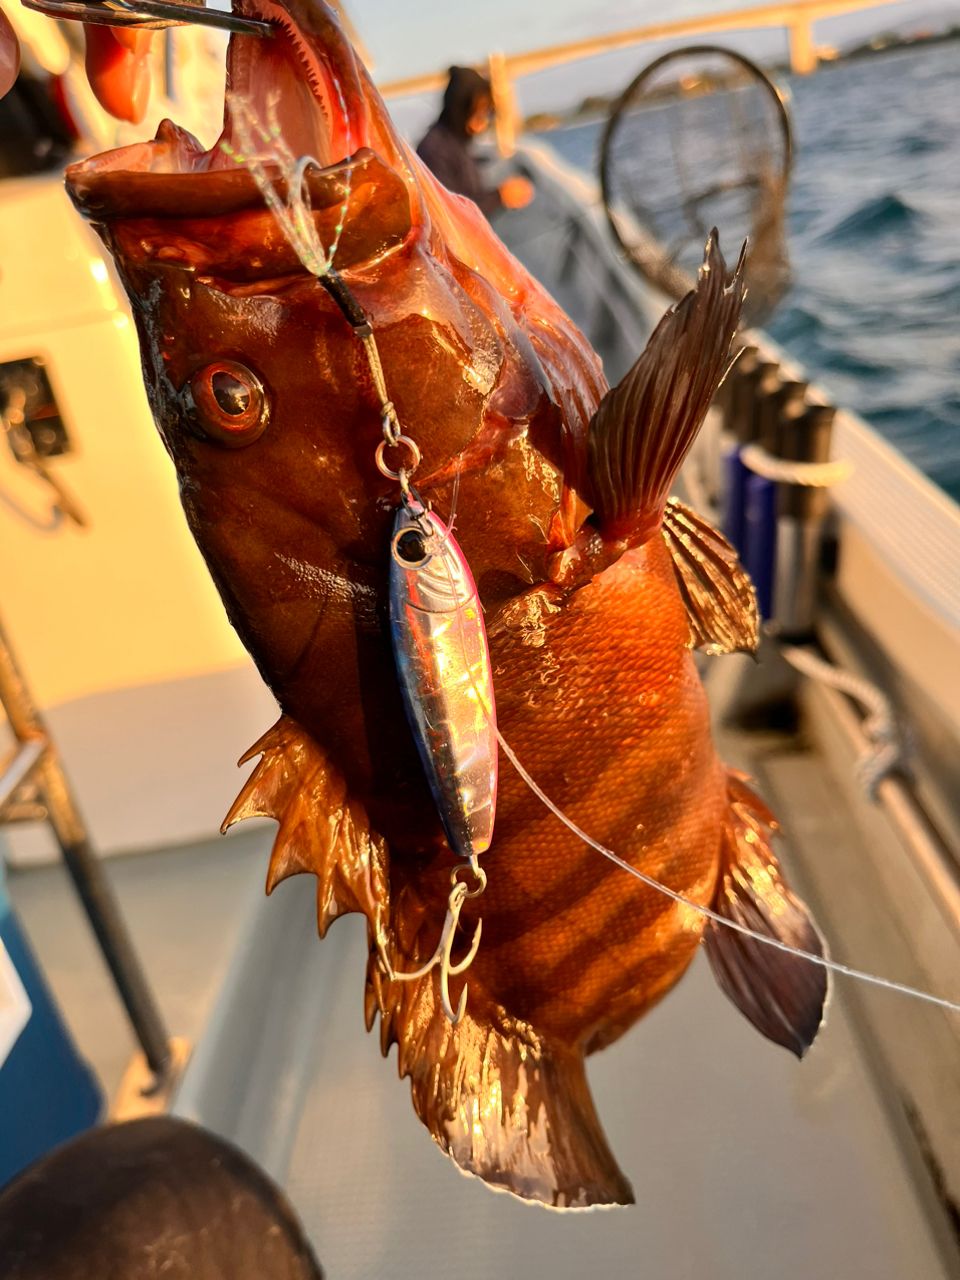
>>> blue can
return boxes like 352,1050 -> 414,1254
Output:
742,473 -> 779,621
722,442 -> 748,553
0,859 -> 103,1187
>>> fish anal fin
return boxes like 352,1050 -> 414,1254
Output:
705,772 -> 828,1058
223,716 -> 389,938
663,498 -> 759,654
367,905 -> 633,1209
588,233 -> 745,543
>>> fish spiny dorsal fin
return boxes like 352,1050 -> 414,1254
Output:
662,497 -> 759,654
223,716 -> 389,939
705,771 -> 828,1058
588,233 -> 746,543
365,888 -> 634,1209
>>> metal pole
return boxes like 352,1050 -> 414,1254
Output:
822,680 -> 960,939
788,17 -> 818,74
0,612 -> 173,1084
488,51 -> 518,158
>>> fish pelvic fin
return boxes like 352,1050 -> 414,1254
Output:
366,892 -> 634,1210
587,232 -> 745,544
663,498 -> 759,655
705,771 -> 828,1058
223,716 -> 389,940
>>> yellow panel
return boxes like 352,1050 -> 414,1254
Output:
0,185 -> 246,710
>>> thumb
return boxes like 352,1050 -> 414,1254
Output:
0,8 -> 21,100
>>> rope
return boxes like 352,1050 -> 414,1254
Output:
359,332 -> 402,442
740,443 -> 851,488
782,646 -> 903,797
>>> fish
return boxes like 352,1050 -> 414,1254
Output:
64,0 -> 827,1209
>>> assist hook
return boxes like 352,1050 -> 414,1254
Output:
386,860 -> 487,1024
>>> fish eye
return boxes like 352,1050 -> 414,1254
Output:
182,360 -> 268,448
392,527 -> 432,568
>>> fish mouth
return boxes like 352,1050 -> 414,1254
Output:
66,0 -> 412,271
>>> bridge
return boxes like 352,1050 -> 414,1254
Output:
377,0 -> 910,153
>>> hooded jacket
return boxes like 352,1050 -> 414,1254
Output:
416,66 -> 502,216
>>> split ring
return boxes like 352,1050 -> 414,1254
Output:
452,861 -> 488,899
376,435 -> 422,480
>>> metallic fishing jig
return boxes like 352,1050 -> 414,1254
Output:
318,271 -> 497,1024
388,494 -> 498,864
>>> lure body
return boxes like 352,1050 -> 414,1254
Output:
389,498 -> 497,861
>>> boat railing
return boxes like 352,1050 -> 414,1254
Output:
378,0 -> 913,154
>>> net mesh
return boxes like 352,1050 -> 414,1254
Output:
601,47 -> 792,323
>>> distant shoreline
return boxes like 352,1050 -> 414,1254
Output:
523,27 -> 960,134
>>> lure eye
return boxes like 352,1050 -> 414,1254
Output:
392,526 -> 432,568
182,360 -> 268,448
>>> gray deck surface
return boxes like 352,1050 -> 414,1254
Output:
175,869 -> 955,1280
6,827 -> 267,1099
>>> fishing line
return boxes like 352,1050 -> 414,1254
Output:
435,536 -> 960,1019
493,724 -> 960,1016
223,72 -> 354,277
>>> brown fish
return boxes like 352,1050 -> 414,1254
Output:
65,0 -> 826,1208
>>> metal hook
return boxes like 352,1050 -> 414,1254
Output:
386,863 -> 486,1024
20,0 -> 274,36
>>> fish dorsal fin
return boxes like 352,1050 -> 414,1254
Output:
366,893 -> 634,1209
663,498 -> 759,655
587,233 -> 745,543
223,716 -> 389,939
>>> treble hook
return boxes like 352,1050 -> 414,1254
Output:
386,863 -> 487,1024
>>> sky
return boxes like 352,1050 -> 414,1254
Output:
342,0 -> 960,133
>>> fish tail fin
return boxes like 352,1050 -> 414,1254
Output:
705,771 -> 828,1058
367,901 -> 633,1209
588,232 -> 745,543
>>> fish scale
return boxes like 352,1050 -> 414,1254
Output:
471,539 -> 724,1037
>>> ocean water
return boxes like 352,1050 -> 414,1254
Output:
542,42 -> 960,502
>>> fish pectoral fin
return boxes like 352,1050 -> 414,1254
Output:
222,716 -> 389,938
704,772 -> 828,1058
365,895 -> 634,1209
663,498 -> 759,655
586,232 -> 745,544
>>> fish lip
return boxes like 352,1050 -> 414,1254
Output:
67,134 -> 379,221
66,0 -> 373,219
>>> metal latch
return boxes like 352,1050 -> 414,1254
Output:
0,358 -> 87,527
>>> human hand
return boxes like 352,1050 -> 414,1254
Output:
498,175 -> 534,210
0,8 -> 20,99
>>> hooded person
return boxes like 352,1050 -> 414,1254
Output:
416,65 -> 533,217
